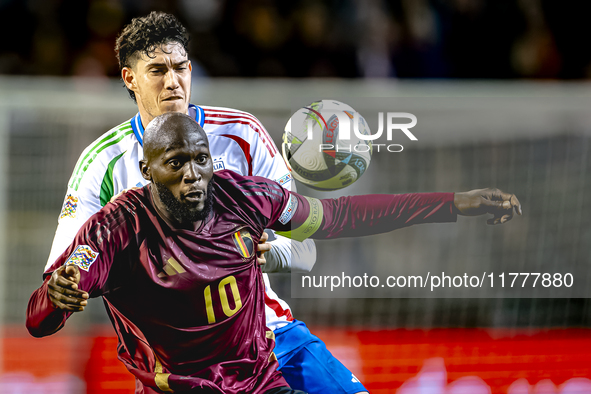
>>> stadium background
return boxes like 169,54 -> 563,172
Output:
1,0 -> 591,393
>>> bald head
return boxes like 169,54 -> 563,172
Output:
143,112 -> 208,163
139,112 -> 214,227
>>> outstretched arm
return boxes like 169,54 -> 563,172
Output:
272,188 -> 521,241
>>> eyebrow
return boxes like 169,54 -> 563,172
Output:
146,60 -> 189,68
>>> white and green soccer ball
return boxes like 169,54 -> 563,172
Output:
282,100 -> 372,191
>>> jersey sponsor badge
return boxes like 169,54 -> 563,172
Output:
65,245 -> 99,272
276,172 -> 292,186
232,229 -> 254,258
278,194 -> 298,225
59,194 -> 79,219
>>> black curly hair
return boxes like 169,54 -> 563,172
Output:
115,11 -> 190,103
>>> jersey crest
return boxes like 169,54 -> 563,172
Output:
65,245 -> 99,272
232,230 -> 254,259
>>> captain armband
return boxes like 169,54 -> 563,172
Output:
276,196 -> 323,242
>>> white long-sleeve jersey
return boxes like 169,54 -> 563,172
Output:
46,104 -> 315,331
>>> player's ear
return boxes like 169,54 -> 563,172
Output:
188,60 -> 192,73
122,67 -> 137,92
139,160 -> 151,181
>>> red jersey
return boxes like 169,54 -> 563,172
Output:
27,170 -> 457,393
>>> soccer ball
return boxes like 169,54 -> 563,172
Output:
281,100 -> 372,191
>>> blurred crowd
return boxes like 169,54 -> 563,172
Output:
1,0 -> 590,79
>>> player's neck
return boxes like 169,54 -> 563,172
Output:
137,107 -> 155,129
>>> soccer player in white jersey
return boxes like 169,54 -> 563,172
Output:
46,11 -> 369,394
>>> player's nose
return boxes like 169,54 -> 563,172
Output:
164,69 -> 180,90
183,162 -> 202,183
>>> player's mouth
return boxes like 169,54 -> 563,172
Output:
183,190 -> 204,203
162,96 -> 183,102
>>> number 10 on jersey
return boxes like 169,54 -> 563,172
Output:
204,275 -> 243,324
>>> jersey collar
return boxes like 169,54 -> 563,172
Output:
131,104 -> 205,147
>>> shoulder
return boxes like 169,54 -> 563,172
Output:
212,169 -> 243,192
214,169 -> 276,186
68,118 -> 139,191
212,170 -> 282,228
214,170 -> 285,203
93,186 -> 150,229
201,105 -> 264,129
66,187 -> 149,266
199,105 -> 278,157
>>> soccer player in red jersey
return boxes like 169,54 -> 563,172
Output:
27,113 -> 521,393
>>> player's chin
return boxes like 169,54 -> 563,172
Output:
160,100 -> 187,113
181,199 -> 202,211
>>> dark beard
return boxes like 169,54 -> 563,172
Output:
153,179 -> 215,224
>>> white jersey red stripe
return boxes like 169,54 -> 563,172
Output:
204,116 -> 277,155
264,292 -> 294,322
202,107 -> 271,138
220,134 -> 253,176
203,107 -> 278,157
206,119 -> 276,158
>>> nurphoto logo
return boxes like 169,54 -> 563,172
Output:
311,110 -> 418,153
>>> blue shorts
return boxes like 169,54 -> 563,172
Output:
273,320 -> 368,394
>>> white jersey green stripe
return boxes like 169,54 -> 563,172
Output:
69,122 -> 133,190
